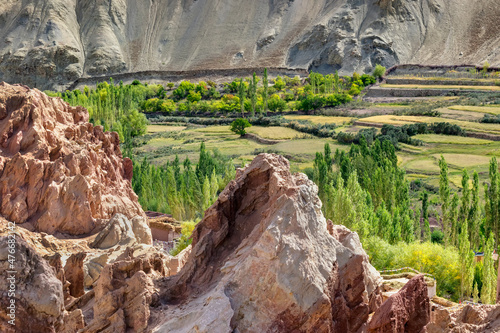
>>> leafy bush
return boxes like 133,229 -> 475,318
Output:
337,131 -> 355,144
373,64 -> 386,79
121,109 -> 148,137
187,91 -> 202,103
170,221 -> 198,256
481,114 -> 500,123
430,122 -> 466,136
431,230 -> 444,244
268,94 -> 286,112
273,76 -> 286,91
141,98 -> 176,113
230,118 -> 251,136
360,74 -> 376,86
172,81 -> 196,100
364,237 -> 461,301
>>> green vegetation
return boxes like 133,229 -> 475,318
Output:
364,237 -> 460,300
413,134 -> 493,145
131,143 -> 235,221
170,221 -> 197,256
373,64 -> 386,79
54,68 -> 500,304
230,118 -> 251,136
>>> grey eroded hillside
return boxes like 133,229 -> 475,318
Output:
0,0 -> 499,90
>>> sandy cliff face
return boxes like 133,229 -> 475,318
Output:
0,82 -> 143,235
0,0 -> 499,90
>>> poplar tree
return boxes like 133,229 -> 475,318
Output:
482,232 -> 497,304
401,211 -> 414,243
389,208 -> 403,244
333,70 -> 340,94
423,219 -> 431,242
250,73 -> 258,117
413,206 -> 422,241
459,222 -> 474,300
449,194 -> 460,247
439,155 -> 450,232
262,68 -> 269,115
238,78 -> 246,118
459,169 -> 470,223
469,171 -> 481,249
486,157 -> 499,245
422,191 -> 429,222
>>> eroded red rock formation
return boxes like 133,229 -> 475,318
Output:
0,82 -> 143,235
369,274 -> 431,333
0,236 -> 84,333
152,153 -> 382,332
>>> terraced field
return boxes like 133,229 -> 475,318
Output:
139,72 -> 500,205
357,115 -> 500,135
448,105 -> 500,115
413,134 -> 493,145
381,84 -> 500,91
137,124 -> 345,169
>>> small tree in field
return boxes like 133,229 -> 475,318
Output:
230,118 -> 251,136
373,64 -> 386,80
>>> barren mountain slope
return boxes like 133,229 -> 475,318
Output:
0,0 -> 499,90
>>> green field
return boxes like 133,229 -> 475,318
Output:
247,126 -> 306,140
139,125 -> 345,168
413,134 -> 493,145
141,123 -> 500,198
358,115 -> 500,135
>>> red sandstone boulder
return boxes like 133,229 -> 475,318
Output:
369,274 -> 430,333
0,82 -> 143,235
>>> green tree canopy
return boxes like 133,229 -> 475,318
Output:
230,118 -> 251,136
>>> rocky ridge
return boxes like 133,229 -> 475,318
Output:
1,0 -> 500,90
0,82 -> 143,236
151,153 -> 383,332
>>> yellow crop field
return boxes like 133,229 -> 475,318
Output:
448,105 -> 500,115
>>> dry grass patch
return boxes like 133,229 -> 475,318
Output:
247,126 -> 305,140
147,125 -> 186,133
413,134 -> 493,145
432,154 -> 491,169
448,105 -> 500,115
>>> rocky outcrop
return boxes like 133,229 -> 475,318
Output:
369,274 -> 431,333
0,83 -> 144,235
1,0 -> 500,90
82,251 -> 170,333
426,304 -> 500,333
90,214 -> 152,249
153,153 -> 382,332
0,236 -> 65,333
65,252 -> 87,298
